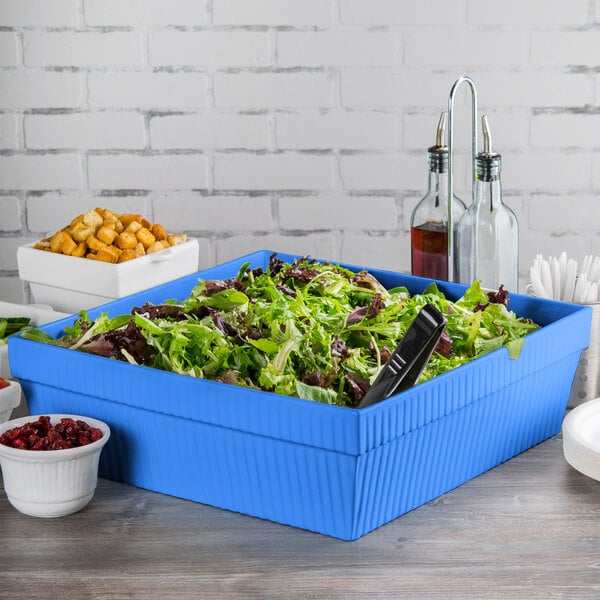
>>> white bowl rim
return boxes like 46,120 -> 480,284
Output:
0,413 -> 110,458
0,379 -> 21,392
0,379 -> 22,413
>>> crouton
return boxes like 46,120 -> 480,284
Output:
118,248 -> 138,263
69,214 -> 84,228
49,230 -> 69,253
147,240 -> 169,254
70,222 -> 95,243
117,231 -> 138,250
125,220 -> 142,234
82,209 -> 104,229
167,234 -> 187,246
60,235 -> 77,256
120,214 -> 142,228
86,236 -> 107,252
96,246 -> 120,264
151,223 -> 168,241
136,227 -> 155,249
96,225 -> 117,245
70,242 -> 87,258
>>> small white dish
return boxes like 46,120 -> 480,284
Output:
0,379 -> 21,424
17,238 -> 200,313
0,301 -> 70,379
0,414 -> 110,517
562,398 -> 600,481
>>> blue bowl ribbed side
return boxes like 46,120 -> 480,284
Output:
23,350 -> 576,540
350,352 -> 578,539
23,382 -> 359,539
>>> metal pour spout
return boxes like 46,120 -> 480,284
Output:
481,114 -> 493,154
477,114 -> 501,181
435,110 -> 447,147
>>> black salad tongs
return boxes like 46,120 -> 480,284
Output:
357,303 -> 447,408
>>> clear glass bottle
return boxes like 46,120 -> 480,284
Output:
457,115 -> 518,291
410,111 -> 466,281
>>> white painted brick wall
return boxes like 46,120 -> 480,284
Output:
0,0 -> 599,304
153,194 -> 274,233
23,32 -> 145,68
0,32 -> 19,66
506,153 -> 591,192
340,154 -> 424,190
84,0 -> 206,27
26,194 -> 153,233
214,154 -> 334,190
531,32 -> 600,66
149,32 -> 271,68
467,0 -> 589,24
340,0 -> 462,26
0,197 -> 21,231
0,72 -> 84,109
340,71 -> 457,108
212,0 -> 333,26
88,73 -> 209,109
404,32 -> 530,68
0,155 -> 83,190
0,114 -> 19,149
25,113 -> 146,149
278,196 -> 398,231
531,114 -> 600,148
150,114 -> 268,150
216,233 -> 340,266
214,72 -> 334,108
277,31 -> 398,67
474,73 -> 594,108
0,0 -> 80,27
88,155 -> 208,190
275,111 -> 397,150
529,195 -> 600,231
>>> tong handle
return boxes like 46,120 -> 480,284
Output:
357,304 -> 447,408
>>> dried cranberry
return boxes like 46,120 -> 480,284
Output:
0,416 -> 103,451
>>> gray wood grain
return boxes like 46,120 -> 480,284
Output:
2,434 -> 600,599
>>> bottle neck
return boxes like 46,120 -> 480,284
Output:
427,169 -> 448,205
474,175 -> 503,211
473,152 -> 504,210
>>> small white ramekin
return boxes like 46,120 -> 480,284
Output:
0,414 -> 110,518
0,379 -> 22,424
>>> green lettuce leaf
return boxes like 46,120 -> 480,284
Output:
20,257 -> 540,407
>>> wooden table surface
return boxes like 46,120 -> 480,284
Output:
2,433 -> 600,600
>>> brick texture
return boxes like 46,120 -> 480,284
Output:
84,0 -> 206,27
0,1 -> 598,303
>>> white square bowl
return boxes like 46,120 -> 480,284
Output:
17,238 -> 200,314
0,302 -> 70,379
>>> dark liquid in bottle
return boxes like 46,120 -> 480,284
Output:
411,222 -> 448,280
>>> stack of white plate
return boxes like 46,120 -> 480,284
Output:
563,398 -> 600,481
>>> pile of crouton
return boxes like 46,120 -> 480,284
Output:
33,208 -> 187,264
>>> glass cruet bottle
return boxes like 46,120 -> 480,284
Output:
410,111 -> 466,281
457,115 -> 519,291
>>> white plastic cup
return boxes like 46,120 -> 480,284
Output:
568,302 -> 600,408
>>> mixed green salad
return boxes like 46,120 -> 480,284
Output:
1,317 -> 32,345
23,255 -> 540,407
